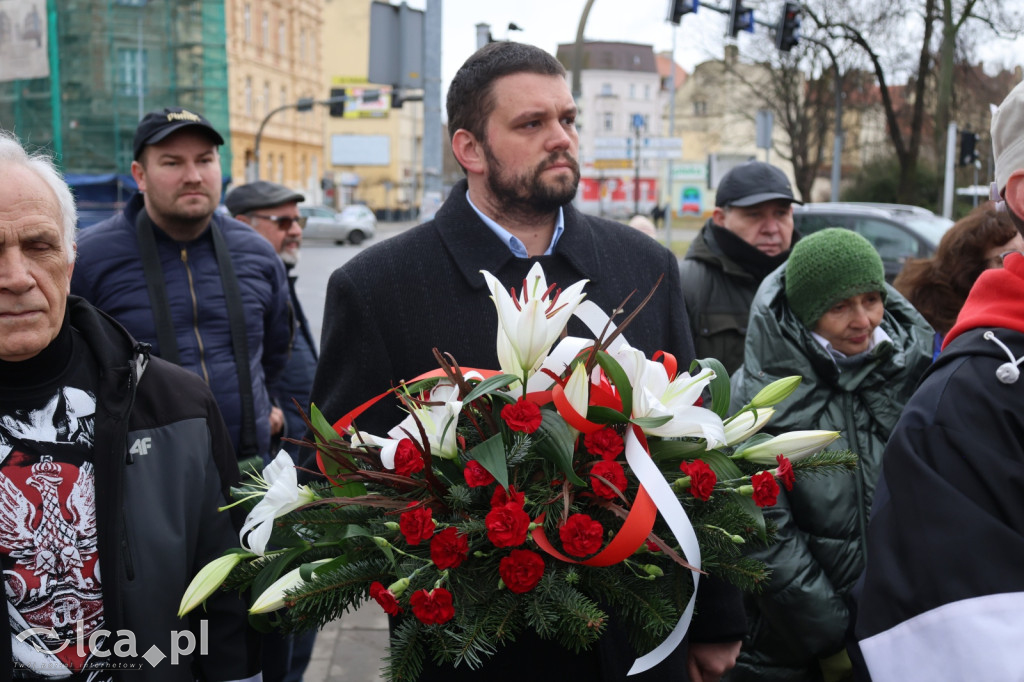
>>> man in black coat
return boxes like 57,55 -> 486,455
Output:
310,41 -> 745,682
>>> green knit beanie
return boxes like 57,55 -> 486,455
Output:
785,228 -> 887,328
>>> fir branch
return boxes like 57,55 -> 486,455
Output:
792,449 -> 859,479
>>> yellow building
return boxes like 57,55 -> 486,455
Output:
224,0 -> 325,197
322,0 -> 423,214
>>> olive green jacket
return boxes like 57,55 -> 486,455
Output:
679,220 -> 762,374
726,266 -> 934,682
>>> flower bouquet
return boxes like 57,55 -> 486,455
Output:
180,263 -> 855,680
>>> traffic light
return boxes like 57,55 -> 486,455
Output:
727,0 -> 754,37
668,0 -> 699,25
959,131 -> 979,166
775,2 -> 801,52
328,88 -> 346,118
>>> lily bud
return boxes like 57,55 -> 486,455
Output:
250,559 -> 331,614
748,376 -> 802,409
723,408 -> 775,446
372,536 -> 392,549
383,521 -> 400,531
562,362 -> 591,417
737,430 -> 840,465
178,553 -> 245,616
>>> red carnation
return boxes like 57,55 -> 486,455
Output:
499,549 -> 546,594
590,460 -> 628,500
464,460 -> 496,487
559,513 -> 604,557
369,581 -> 403,616
410,587 -> 455,625
775,455 -> 795,491
751,470 -> 780,507
485,502 -> 531,548
430,527 -> 469,570
584,427 -> 624,460
399,503 -> 434,545
501,398 -> 543,434
680,459 -> 717,501
393,438 -> 424,476
491,485 -> 525,508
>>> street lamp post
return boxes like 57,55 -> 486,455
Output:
632,113 -> 645,215
252,97 -> 317,181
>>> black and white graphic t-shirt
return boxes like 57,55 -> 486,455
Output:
0,328 -> 111,682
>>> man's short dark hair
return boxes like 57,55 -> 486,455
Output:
446,41 -> 566,147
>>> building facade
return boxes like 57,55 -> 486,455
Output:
224,0 -> 324,200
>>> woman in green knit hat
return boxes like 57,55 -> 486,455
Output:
726,228 -> 934,682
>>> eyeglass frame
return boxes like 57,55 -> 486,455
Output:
247,213 -> 307,230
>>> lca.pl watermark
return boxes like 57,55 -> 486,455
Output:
17,620 -> 210,669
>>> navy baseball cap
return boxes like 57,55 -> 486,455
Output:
133,107 -> 224,160
715,161 -> 801,208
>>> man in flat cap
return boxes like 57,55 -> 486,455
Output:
72,107 -> 293,469
678,161 -> 801,373
224,180 -> 318,682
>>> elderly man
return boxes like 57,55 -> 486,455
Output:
71,107 -> 292,468
309,41 -> 744,682
224,181 -> 317,682
0,130 -> 260,679
853,80 -> 1024,679
679,161 -> 800,373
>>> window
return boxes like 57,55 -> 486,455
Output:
267,155 -> 274,182
600,83 -> 612,96
299,28 -> 306,62
116,48 -> 147,96
116,0 -> 147,5
263,81 -> 270,115
629,84 -> 636,99
693,100 -> 707,116
261,12 -> 269,47
243,4 -> 251,41
644,84 -> 651,100
278,21 -> 286,54
245,76 -> 253,115
280,85 -> 287,109
603,112 -> 613,131
278,154 -> 285,183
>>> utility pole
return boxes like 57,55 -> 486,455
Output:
422,0 -> 443,203
664,23 -> 677,251
632,113 -> 645,215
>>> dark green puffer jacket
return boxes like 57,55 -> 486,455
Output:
726,266 -> 934,682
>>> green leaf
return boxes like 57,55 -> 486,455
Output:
469,433 -> 509,489
631,415 -> 672,430
300,555 -> 348,582
596,351 -> 632,419
733,494 -> 767,543
586,406 -> 630,424
310,403 -> 342,446
690,358 -> 731,418
648,439 -> 707,462
533,411 -> 587,486
731,432 -> 774,458
463,374 -> 518,403
251,546 -> 308,601
699,449 -> 745,480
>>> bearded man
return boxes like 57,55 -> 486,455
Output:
308,41 -> 745,682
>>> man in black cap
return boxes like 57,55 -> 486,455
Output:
72,107 -> 293,470
678,160 -> 801,373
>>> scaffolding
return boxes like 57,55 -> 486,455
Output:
0,0 -> 230,176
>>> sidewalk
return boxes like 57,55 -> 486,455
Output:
305,605 -> 389,682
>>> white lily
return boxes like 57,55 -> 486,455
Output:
240,451 -> 319,556
723,408 -> 776,446
737,430 -> 841,465
178,552 -> 245,616
362,382 -> 464,464
249,559 -> 332,614
481,262 -> 588,380
612,345 -> 726,446
562,362 -> 591,417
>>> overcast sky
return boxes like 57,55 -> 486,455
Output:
400,0 -> 1024,109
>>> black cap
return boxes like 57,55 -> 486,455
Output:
224,181 -> 305,216
715,161 -> 801,208
133,107 -> 225,160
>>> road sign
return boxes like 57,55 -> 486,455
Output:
593,159 -> 634,170
594,137 -> 632,148
640,137 -> 683,149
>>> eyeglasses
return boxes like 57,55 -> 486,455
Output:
248,214 -> 307,230
987,250 -> 1024,269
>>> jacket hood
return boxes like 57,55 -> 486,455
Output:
67,296 -> 147,381
945,252 -> 1024,347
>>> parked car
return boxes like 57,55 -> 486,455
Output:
300,204 -> 377,245
792,202 -> 954,282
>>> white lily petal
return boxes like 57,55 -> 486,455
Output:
724,408 -> 776,446
563,363 -> 591,416
250,559 -> 332,614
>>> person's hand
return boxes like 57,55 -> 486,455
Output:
269,406 -> 285,435
687,640 -> 742,682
